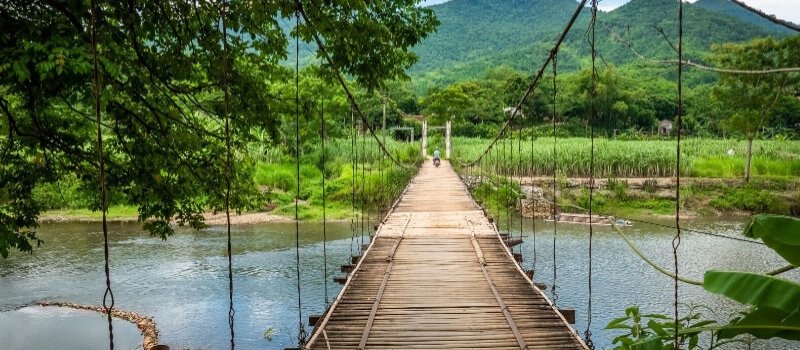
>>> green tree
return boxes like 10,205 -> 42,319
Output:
711,36 -> 800,182
421,84 -> 473,125
0,0 -> 438,257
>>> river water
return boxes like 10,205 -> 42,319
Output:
0,218 -> 797,349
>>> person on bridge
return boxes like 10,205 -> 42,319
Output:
433,148 -> 441,164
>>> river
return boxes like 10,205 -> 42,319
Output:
0,218 -> 797,349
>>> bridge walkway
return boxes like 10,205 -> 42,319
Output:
305,160 -> 587,349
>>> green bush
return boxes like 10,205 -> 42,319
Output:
32,175 -> 92,210
709,187 -> 788,214
607,178 -> 629,200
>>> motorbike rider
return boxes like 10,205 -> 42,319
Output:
433,148 -> 441,165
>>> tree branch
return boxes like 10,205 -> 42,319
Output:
654,25 -> 678,54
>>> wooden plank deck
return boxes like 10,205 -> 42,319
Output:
305,160 -> 587,349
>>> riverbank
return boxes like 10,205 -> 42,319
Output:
37,301 -> 160,350
39,176 -> 799,224
467,175 -> 800,220
40,207 -> 296,225
39,206 -> 361,225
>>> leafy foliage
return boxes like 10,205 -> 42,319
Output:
608,215 -> 800,348
743,215 -> 800,269
606,305 -> 714,350
0,0 -> 437,256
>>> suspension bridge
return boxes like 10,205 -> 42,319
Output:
27,0 -> 796,348
304,159 -> 587,350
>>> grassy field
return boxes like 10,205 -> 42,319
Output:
451,137 -> 800,178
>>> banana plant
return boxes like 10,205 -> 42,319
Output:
703,215 -> 800,341
609,214 -> 800,349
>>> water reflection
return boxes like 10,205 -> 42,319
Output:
0,217 -> 797,349
501,216 -> 799,350
0,306 -> 141,350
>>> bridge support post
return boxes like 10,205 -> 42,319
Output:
421,119 -> 427,157
445,120 -> 451,159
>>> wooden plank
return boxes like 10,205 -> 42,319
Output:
358,213 -> 412,349
468,220 -> 527,350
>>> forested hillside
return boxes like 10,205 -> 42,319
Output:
410,0 -> 791,92
694,0 -> 795,34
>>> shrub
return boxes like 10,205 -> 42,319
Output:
607,178 -> 629,200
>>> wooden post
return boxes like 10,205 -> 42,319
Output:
421,119 -> 427,157
445,120 -> 451,159
557,308 -> 576,324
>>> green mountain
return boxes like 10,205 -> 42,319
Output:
409,0 -> 790,92
694,0 -> 795,34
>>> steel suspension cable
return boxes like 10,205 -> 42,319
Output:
350,108 -> 357,260
221,2 -> 236,348
551,52 -> 559,306
517,127 -> 523,255
90,1 -> 115,348
293,7 -> 308,346
729,0 -> 800,32
673,0 -> 685,347
585,1 -> 598,348
361,121 -> 367,248
507,129 -> 513,238
379,130 -> 385,222
321,99 -> 329,306
464,0 -> 590,166
530,99 -> 537,277
297,2 -> 410,169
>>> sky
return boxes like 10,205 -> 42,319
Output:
419,0 -> 800,24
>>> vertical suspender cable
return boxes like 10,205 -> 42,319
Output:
350,108 -> 357,259
673,0 -> 685,347
551,52 -> 559,306
90,2 -> 115,348
585,1 -> 598,348
508,127 -> 513,238
496,140 -> 500,206
517,127 -> 523,254
360,121 -> 366,247
380,119 -> 385,222
293,6 -> 307,346
221,2 -> 236,348
364,127 -> 370,239
530,100 -> 537,276
321,99 -> 329,305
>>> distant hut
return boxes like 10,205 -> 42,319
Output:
658,119 -> 673,135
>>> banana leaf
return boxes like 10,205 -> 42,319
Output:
704,271 -> 800,314
718,307 -> 800,340
744,215 -> 800,266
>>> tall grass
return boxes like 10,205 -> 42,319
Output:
253,134 -> 422,219
452,137 -> 800,178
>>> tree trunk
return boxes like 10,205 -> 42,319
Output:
745,137 -> 753,183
